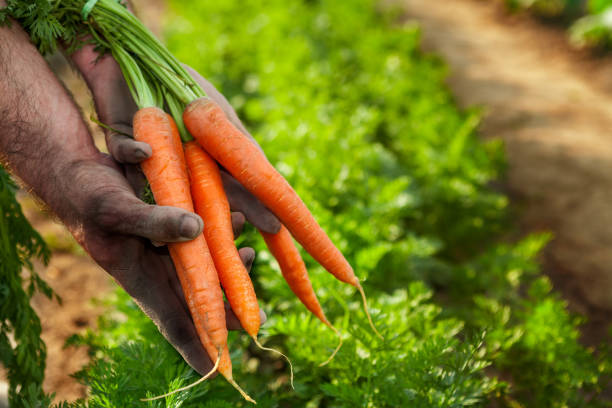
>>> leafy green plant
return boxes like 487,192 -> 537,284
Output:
503,0 -> 582,17
570,3 -> 612,47
499,0 -> 612,49
60,284 -> 501,408
588,0 -> 612,13
0,167 -> 55,407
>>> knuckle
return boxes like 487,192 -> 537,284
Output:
113,138 -> 134,162
115,140 -> 130,160
85,190 -> 124,230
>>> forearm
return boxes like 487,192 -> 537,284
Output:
0,18 -> 100,224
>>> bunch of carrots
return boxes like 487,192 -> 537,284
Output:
4,0 -> 381,402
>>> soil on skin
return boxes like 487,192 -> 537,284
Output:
400,0 -> 612,344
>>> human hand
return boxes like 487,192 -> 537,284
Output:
68,45 -> 281,374
62,155 -> 261,375
70,47 -> 280,233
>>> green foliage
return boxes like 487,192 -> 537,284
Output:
61,285 -> 501,408
570,4 -> 612,48
42,0 -> 611,406
500,289 -> 610,407
0,166 -> 55,406
589,0 -> 612,13
0,0 -> 77,54
499,0 -> 612,49
503,0 -> 582,17
442,235 -> 611,406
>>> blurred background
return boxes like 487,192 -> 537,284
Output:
3,0 -> 612,406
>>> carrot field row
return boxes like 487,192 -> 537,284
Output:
3,0 -> 610,406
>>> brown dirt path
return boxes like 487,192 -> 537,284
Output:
400,0 -> 612,343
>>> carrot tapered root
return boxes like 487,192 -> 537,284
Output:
319,324 -> 343,367
252,335 -> 294,389
357,283 -> 383,340
140,349 -> 222,402
227,377 -> 257,404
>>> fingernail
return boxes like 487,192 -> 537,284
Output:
134,148 -> 149,160
246,254 -> 255,269
180,215 -> 201,238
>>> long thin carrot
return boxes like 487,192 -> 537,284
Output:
133,108 -> 254,403
134,108 -> 227,350
183,97 -> 382,339
184,140 -> 261,337
184,140 -> 294,387
260,226 -> 343,365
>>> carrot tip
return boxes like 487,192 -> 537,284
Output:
319,325 -> 343,367
227,377 -> 257,404
357,283 -> 384,340
252,335 -> 294,389
139,349 -> 221,402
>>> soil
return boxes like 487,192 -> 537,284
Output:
400,0 -> 612,344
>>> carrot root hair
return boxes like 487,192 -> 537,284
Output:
357,283 -> 384,340
251,335 -> 294,389
140,348 -> 222,402
227,377 -> 257,404
319,324 -> 343,367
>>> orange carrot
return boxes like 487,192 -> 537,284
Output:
183,98 -> 382,339
259,226 -> 329,325
184,141 -> 294,386
184,141 -> 261,337
260,225 -> 343,365
133,108 -> 254,402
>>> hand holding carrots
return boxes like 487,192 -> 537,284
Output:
63,46 -> 277,376
54,151 -> 266,376
71,45 -> 281,234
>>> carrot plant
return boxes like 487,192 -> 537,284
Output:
0,167 -> 55,406
500,0 -> 612,49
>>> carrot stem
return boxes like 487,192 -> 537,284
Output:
166,92 -> 193,142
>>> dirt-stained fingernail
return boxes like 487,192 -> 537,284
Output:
134,148 -> 149,160
245,256 -> 254,270
180,215 -> 202,238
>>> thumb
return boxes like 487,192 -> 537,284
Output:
97,193 -> 203,242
